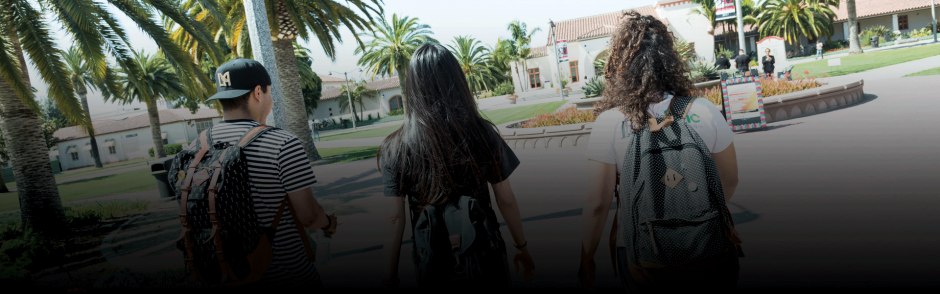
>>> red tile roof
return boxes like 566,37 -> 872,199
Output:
529,46 -> 548,58
545,5 -> 663,46
321,76 -> 401,100
833,0 -> 936,22
318,74 -> 346,83
53,108 -> 221,141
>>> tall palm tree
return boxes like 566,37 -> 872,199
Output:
488,38 -> 515,84
337,80 -> 378,121
757,0 -> 839,46
447,36 -> 497,96
172,0 -> 383,162
846,0 -> 864,55
355,13 -> 438,113
112,50 -> 186,159
507,20 -> 540,92
63,46 -> 115,168
294,43 -> 321,117
0,0 -> 212,235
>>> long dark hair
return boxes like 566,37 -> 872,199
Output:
377,43 -> 503,209
592,11 -> 697,132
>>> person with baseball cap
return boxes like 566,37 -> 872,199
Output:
189,58 -> 337,289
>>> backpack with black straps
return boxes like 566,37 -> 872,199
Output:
408,193 -> 512,289
616,96 -> 743,289
168,125 -> 314,286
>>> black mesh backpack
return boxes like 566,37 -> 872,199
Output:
615,97 -> 743,290
168,125 -> 314,286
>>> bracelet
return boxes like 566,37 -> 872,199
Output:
514,241 -> 527,249
321,214 -> 332,230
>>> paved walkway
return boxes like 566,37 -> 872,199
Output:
787,40 -> 940,65
84,76 -> 940,290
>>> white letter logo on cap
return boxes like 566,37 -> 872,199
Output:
218,71 -> 231,87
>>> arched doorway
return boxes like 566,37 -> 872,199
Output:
388,95 -> 403,111
593,49 -> 609,76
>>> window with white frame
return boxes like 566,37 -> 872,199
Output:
196,121 -> 213,135
109,146 -> 116,154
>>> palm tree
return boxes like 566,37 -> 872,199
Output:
63,46 -> 115,168
507,20 -> 541,92
172,0 -> 383,162
337,80 -> 378,121
846,0 -> 864,55
0,0 -> 211,235
447,36 -> 498,96
112,50 -> 186,159
757,0 -> 839,46
355,13 -> 438,113
488,38 -> 515,84
294,43 -> 322,117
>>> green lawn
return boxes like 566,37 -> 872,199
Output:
792,43 -> 940,77
905,67 -> 940,77
0,168 -> 156,212
318,100 -> 570,142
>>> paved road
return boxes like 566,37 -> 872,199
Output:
91,75 -> 940,290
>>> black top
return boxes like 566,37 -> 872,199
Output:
715,57 -> 731,70
762,55 -> 775,72
381,128 -> 520,199
734,54 -> 750,71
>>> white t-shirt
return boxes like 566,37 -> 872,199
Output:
817,43 -> 823,50
585,94 -> 734,170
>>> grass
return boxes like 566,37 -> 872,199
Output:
0,168 -> 156,212
317,114 -> 404,131
313,146 -> 380,166
318,101 -> 570,142
905,67 -> 940,77
792,43 -> 940,77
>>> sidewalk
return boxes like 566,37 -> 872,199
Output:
788,40 -> 940,66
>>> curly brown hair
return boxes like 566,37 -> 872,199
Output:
593,10 -> 697,132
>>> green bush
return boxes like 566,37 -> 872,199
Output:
582,76 -> 606,98
387,109 -> 404,116
0,225 -> 63,280
149,143 -> 183,157
493,82 -> 515,96
367,114 -> 373,120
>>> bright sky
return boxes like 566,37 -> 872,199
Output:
27,0 -> 658,118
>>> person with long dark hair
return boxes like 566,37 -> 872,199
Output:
579,11 -> 741,292
377,43 -> 535,289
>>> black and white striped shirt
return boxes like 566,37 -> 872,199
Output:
186,119 -> 319,287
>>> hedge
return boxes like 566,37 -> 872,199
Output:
148,143 -> 183,157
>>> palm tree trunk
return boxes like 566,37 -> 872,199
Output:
847,0 -> 864,55
514,62 -> 525,92
146,98 -> 165,158
0,32 -> 67,235
359,101 -> 364,121
0,173 -> 9,193
396,65 -> 408,114
272,38 -> 320,161
79,89 -> 102,168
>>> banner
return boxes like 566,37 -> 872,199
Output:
556,40 -> 569,63
721,76 -> 766,131
715,0 -> 736,21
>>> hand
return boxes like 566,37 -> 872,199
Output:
513,246 -> 535,281
579,258 -> 597,291
321,212 -> 337,235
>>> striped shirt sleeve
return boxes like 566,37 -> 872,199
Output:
276,137 -> 317,193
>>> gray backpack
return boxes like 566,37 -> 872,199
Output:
616,96 -> 743,287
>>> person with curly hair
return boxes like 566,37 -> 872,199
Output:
579,11 -> 740,292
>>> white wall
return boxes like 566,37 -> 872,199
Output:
658,1 -> 716,63
322,81 -> 346,90
576,37 -> 611,84
511,55 -> 553,93
309,87 -> 404,124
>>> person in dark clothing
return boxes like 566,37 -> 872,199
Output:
715,54 -> 731,70
761,48 -> 775,78
734,49 -> 750,75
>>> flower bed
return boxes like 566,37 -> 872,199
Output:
520,106 -> 596,128
694,72 -> 829,106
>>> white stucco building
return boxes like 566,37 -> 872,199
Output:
310,76 -> 403,124
318,74 -> 347,90
50,108 -> 222,171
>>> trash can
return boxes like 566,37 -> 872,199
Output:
151,156 -> 176,199
871,36 -> 879,48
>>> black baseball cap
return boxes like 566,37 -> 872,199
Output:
206,58 -> 272,102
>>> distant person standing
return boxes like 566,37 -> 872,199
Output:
762,48 -> 776,78
815,40 -> 824,60
734,49 -> 750,75
715,54 -> 731,70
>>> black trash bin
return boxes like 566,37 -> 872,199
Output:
151,156 -> 177,199
871,36 -> 879,48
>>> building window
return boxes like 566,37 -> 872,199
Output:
124,133 -> 137,138
196,121 -> 213,135
569,61 -> 579,83
71,153 -> 79,161
898,15 -> 909,30
528,68 -> 541,88
162,138 -> 169,145
108,146 -> 116,154
689,42 -> 696,55
388,95 -> 403,111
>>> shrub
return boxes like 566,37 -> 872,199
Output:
714,44 -> 734,61
687,60 -> 719,83
148,143 -> 183,157
693,73 -> 827,106
63,199 -> 151,227
367,114 -> 373,121
387,109 -> 404,116
521,106 -> 596,128
477,91 -> 496,99
582,76 -> 606,98
493,82 -> 515,96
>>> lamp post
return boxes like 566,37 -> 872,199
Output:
243,0 -> 286,128
735,0 -> 747,53
329,70 -> 362,130
932,0 -> 937,43
549,19 -> 565,101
